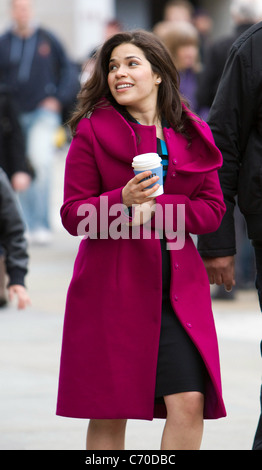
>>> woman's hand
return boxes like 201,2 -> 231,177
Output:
129,199 -> 156,226
122,171 -> 160,207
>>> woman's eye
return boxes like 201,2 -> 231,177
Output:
109,61 -> 139,72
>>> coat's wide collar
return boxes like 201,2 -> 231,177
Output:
87,101 -> 222,173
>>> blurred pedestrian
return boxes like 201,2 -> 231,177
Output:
81,19 -> 123,85
192,8 -> 213,63
197,21 -> 262,450
0,83 -> 31,191
197,0 -> 260,109
0,0 -> 79,245
56,30 -> 226,450
0,81 -> 31,306
163,0 -> 194,24
154,20 -> 207,119
0,168 -> 30,309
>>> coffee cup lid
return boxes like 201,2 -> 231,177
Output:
132,153 -> 162,168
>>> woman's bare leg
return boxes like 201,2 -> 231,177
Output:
86,419 -> 127,450
161,392 -> 204,450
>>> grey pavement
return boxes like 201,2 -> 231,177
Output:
0,153 -> 262,450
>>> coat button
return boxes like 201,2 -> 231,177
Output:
172,172 -> 176,177
186,322 -> 192,328
172,158 -> 177,165
174,263 -> 179,269
174,295 -> 178,301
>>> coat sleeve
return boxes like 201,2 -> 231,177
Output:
0,170 -> 28,286
60,118 -> 131,237
197,38 -> 256,257
153,168 -> 226,238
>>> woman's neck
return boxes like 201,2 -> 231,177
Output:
127,108 -> 159,127
126,108 -> 164,139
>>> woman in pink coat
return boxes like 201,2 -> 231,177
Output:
56,30 -> 226,450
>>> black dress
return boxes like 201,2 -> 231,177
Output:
154,138 -> 206,402
124,112 -> 206,401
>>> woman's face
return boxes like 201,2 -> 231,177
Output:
107,43 -> 161,114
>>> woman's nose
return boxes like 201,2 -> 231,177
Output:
115,65 -> 128,77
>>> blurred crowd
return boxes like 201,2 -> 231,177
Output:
0,0 -> 261,307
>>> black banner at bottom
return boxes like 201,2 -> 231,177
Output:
0,449 -> 258,466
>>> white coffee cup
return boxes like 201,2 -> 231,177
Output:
132,153 -> 164,197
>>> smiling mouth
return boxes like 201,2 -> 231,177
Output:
116,84 -> 134,90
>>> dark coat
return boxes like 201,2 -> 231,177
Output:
0,85 -> 29,179
198,22 -> 262,259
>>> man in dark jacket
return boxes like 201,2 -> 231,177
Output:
197,1 -> 262,299
198,21 -> 262,450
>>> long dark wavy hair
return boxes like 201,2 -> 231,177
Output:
69,30 -> 194,136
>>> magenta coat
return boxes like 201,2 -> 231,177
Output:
56,102 -> 227,420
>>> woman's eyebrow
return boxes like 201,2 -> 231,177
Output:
125,55 -> 142,61
109,55 -> 142,63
